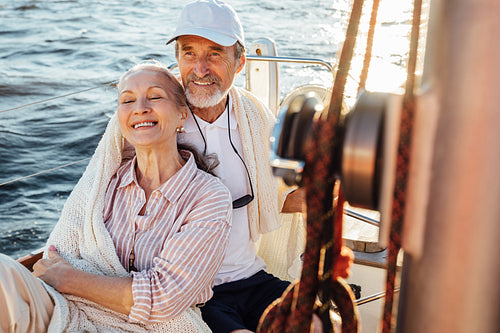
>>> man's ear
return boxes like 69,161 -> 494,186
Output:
235,53 -> 246,74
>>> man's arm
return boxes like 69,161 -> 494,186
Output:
281,188 -> 306,213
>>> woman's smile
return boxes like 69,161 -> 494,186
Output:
132,121 -> 158,129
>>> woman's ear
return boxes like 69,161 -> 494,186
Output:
179,107 -> 188,125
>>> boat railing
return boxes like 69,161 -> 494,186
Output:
246,54 -> 336,80
171,55 -> 342,114
168,55 -> 336,80
344,208 -> 379,227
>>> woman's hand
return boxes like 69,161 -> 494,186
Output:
33,245 -> 74,293
33,245 -> 134,314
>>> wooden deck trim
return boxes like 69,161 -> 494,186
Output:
16,250 -> 43,272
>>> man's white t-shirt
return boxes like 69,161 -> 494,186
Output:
177,96 -> 266,286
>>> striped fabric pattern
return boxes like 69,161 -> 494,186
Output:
103,151 -> 232,323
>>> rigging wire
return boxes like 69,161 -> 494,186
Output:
0,158 -> 92,188
0,80 -> 116,188
0,80 -> 118,114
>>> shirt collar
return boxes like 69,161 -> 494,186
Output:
116,151 -> 198,204
183,95 -> 237,133
118,157 -> 137,189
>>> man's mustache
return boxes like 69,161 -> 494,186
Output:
186,73 -> 221,85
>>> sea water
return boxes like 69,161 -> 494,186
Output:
0,0 -> 415,258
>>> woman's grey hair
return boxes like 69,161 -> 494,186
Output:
118,60 -> 219,175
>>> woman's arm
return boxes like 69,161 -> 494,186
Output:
36,179 -> 232,323
129,196 -> 232,322
33,245 -> 134,315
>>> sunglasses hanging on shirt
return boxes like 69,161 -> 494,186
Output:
188,98 -> 255,209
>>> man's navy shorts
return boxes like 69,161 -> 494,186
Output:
200,270 -> 290,333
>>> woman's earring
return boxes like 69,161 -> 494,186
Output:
176,126 -> 185,133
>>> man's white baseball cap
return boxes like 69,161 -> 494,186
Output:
166,0 -> 245,47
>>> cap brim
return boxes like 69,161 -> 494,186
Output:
165,36 -> 177,45
165,28 -> 238,47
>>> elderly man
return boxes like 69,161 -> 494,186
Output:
167,1 -> 353,332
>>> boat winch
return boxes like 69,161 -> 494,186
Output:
270,89 -> 401,213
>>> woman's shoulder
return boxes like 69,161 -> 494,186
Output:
179,150 -> 231,206
192,169 -> 231,197
184,170 -> 233,221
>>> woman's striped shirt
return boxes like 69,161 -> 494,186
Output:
103,151 -> 232,323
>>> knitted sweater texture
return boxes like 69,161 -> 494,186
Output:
43,114 -> 211,332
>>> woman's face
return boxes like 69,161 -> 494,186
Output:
117,69 -> 187,150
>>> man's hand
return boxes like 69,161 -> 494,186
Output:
33,245 -> 74,293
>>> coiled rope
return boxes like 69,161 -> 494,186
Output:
257,0 -> 365,332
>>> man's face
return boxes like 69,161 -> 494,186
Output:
176,35 -> 245,108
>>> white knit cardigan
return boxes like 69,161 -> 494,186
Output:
230,87 -> 306,282
42,114 -> 211,332
229,87 -> 282,240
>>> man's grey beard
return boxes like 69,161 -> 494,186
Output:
185,87 -> 225,108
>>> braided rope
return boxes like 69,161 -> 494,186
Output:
381,0 -> 423,331
358,0 -> 381,93
257,1 -> 365,332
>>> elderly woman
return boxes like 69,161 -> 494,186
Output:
0,61 -> 232,332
